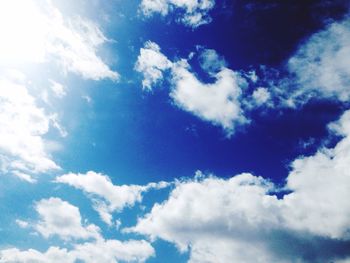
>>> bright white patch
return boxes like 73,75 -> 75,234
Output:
140,0 -> 215,28
0,0 -> 118,80
128,110 -> 350,262
35,197 -> 100,241
55,171 -> 169,225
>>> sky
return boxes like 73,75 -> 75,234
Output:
0,0 -> 350,262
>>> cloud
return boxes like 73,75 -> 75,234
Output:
127,110 -> 350,262
287,15 -> 350,102
0,239 -> 154,263
170,59 -> 248,135
55,171 -> 169,226
198,48 -> 227,73
15,219 -> 29,229
140,0 -> 215,28
35,197 -> 101,241
0,76 -> 59,179
135,41 -> 172,90
0,247 -> 74,263
0,0 -> 118,80
49,80 -> 66,98
251,87 -> 271,106
1,198 -> 155,263
136,43 -> 248,135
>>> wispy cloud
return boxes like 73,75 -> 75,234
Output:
140,0 -> 215,28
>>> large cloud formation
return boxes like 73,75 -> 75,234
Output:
127,110 -> 350,262
135,42 -> 248,135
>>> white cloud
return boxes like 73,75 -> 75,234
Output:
136,43 -> 248,135
55,171 -> 169,226
251,87 -> 271,106
0,197 -> 155,263
12,171 -> 37,184
0,77 -> 60,178
15,219 -> 29,229
0,239 -> 155,263
135,41 -> 172,90
128,110 -> 350,262
49,80 -> 66,98
140,0 -> 215,28
71,239 -> 154,263
0,0 -> 118,80
288,15 -> 350,102
35,197 -> 100,241
0,247 -> 74,263
170,59 -> 248,135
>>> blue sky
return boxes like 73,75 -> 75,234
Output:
0,0 -> 350,262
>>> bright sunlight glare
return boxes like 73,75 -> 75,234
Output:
0,0 -> 48,65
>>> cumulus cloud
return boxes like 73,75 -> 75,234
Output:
140,0 -> 215,28
1,198 -> 155,263
287,15 -> 350,102
0,0 -> 118,80
127,110 -> 350,262
0,76 -> 59,180
55,171 -> 169,226
170,59 -> 248,135
35,197 -> 101,241
136,42 -> 248,135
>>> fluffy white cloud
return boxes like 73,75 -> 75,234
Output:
35,197 -> 100,241
0,239 -> 154,263
135,41 -> 172,90
0,197 -> 155,263
0,0 -> 118,80
0,76 -> 59,180
71,239 -> 154,263
136,42 -> 248,135
140,0 -> 215,28
170,59 -> 247,135
288,15 -> 350,102
55,171 -> 169,226
128,110 -> 350,262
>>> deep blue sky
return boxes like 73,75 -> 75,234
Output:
0,0 -> 350,262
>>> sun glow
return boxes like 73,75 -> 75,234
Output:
0,0 -> 48,64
